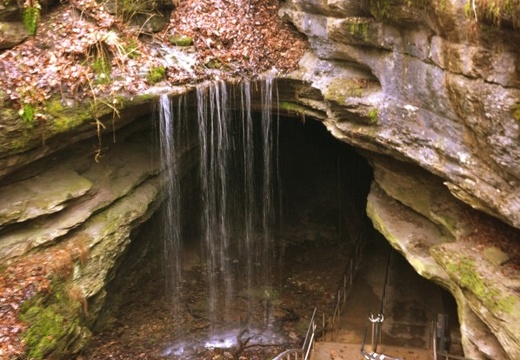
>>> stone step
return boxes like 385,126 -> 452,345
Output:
311,342 -> 433,360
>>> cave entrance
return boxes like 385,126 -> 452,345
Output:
323,232 -> 463,358
88,95 -> 460,359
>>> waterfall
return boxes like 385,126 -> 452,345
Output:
239,80 -> 256,318
158,77 -> 281,333
158,94 -> 183,312
196,81 -> 233,324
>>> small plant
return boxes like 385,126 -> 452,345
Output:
168,33 -> 194,46
369,0 -> 393,20
22,0 -> 41,36
123,38 -> 140,59
19,103 -> 36,123
348,22 -> 370,41
92,56 -> 112,84
146,65 -> 166,84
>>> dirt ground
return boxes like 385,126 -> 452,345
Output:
80,228 -> 350,360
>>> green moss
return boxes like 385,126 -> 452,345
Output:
168,34 -> 194,47
22,2 -> 41,36
146,65 -> 166,84
19,103 -> 36,123
278,101 -> 326,120
512,102 -> 520,121
279,101 -> 308,114
45,99 -> 96,133
368,108 -> 378,124
92,56 -> 112,85
348,22 -> 370,41
46,98 -> 64,114
20,283 -> 90,359
205,58 -> 223,69
443,255 -> 516,314
22,305 -> 66,359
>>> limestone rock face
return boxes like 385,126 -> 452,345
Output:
280,0 -> 520,229
0,0 -> 518,358
0,21 -> 29,50
279,0 -> 520,358
0,120 -> 166,357
366,154 -> 519,359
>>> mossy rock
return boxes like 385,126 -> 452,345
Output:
44,98 -> 94,133
146,65 -> 166,84
279,101 -> 326,120
168,33 -> 193,46
431,247 -> 517,315
20,283 -> 91,359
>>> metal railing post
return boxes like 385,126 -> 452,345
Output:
369,313 -> 384,352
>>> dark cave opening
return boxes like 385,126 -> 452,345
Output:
90,109 -> 461,359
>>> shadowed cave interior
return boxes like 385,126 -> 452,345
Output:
88,112 -> 459,359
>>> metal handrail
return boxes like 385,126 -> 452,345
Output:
272,349 -> 303,360
436,352 -> 473,360
330,222 -> 366,339
371,250 -> 393,352
360,317 -> 403,360
273,308 -> 317,360
357,249 -> 404,360
302,308 -> 317,352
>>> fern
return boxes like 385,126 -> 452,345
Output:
23,1 -> 41,36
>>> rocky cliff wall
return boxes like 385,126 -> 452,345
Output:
279,0 -> 520,358
0,0 -> 519,358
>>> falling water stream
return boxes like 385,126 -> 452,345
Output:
158,94 -> 183,313
157,77 -> 283,356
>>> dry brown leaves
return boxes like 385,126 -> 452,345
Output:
0,259 -> 50,358
0,0 -> 307,115
166,0 -> 307,77
457,208 -> 520,277
0,0 -> 153,111
0,236 -> 92,359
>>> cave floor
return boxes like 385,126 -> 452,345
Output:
80,227 -> 461,360
80,222 -> 349,359
312,236 -> 462,360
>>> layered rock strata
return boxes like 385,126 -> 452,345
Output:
279,0 -> 520,358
